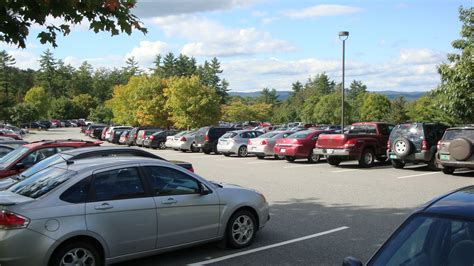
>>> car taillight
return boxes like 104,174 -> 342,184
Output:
437,140 -> 441,150
133,134 -> 137,138
387,140 -> 391,150
149,135 -> 155,140
344,139 -> 357,149
205,135 -> 209,142
248,139 -> 252,145
261,139 -> 267,145
0,210 -> 30,229
422,140 -> 429,151
179,136 -> 186,141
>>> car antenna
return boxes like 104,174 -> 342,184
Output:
57,153 -> 74,165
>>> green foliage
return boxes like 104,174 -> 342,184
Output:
88,105 -> 113,124
165,76 -> 221,129
71,94 -> 96,119
407,93 -> 454,124
132,76 -> 169,127
23,86 -> 49,118
0,50 -> 16,122
359,93 -> 391,121
49,97 -> 75,119
222,100 -> 272,122
388,96 -> 409,123
436,6 -> 474,124
313,92 -> 349,124
0,0 -> 147,48
257,88 -> 279,105
10,103 -> 39,125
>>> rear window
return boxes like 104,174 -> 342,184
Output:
145,130 -> 160,136
222,132 -> 237,138
348,125 -> 377,134
19,154 -> 67,180
8,167 -> 76,199
259,132 -> 279,139
289,131 -> 310,139
390,124 -> 423,140
443,129 -> 474,141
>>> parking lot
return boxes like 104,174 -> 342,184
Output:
25,128 -> 474,265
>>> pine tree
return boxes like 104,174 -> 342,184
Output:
162,52 -> 176,78
37,49 -> 58,97
389,96 -> 409,123
0,50 -> 15,122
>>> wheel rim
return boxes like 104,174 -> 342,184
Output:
311,153 -> 319,162
60,248 -> 95,266
364,151 -> 374,165
232,215 -> 254,245
240,146 -> 247,156
395,141 -> 407,153
159,142 -> 166,149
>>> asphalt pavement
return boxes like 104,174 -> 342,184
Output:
25,128 -> 474,266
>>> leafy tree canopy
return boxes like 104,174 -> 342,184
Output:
0,0 -> 147,48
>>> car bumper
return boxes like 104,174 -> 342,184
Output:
248,145 -> 274,156
438,154 -> 474,169
0,228 -> 55,266
178,141 -> 191,150
388,151 -> 431,162
217,143 -> 239,154
313,148 -> 361,159
274,146 -> 306,157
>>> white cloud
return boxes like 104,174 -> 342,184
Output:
284,4 -> 363,19
221,49 -> 445,92
6,50 -> 39,69
151,15 -> 294,57
133,0 -> 257,17
31,16 -> 90,31
126,41 -> 171,65
63,55 -> 125,69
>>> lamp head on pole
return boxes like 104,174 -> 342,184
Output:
338,31 -> 349,40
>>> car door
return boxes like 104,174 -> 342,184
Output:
85,166 -> 157,257
142,165 -> 220,248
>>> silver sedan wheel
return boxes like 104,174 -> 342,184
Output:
60,248 -> 95,266
232,215 -> 254,245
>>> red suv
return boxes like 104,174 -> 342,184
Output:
274,130 -> 334,162
0,139 -> 101,179
0,129 -> 22,140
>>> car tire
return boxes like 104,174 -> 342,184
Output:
393,137 -> 412,158
50,241 -> 103,266
238,146 -> 248,157
391,159 -> 405,169
442,167 -> 455,175
190,143 -> 199,153
359,148 -> 375,168
180,149 -> 187,152
376,156 -> 388,163
274,155 -> 282,160
257,155 -> 265,159
285,156 -> 295,162
308,151 -> 320,163
427,155 -> 439,171
203,149 -> 211,154
158,142 -> 166,150
326,156 -> 341,166
226,210 -> 257,249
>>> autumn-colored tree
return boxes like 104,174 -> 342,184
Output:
131,76 -> 169,127
23,86 -> 49,118
165,76 -> 221,129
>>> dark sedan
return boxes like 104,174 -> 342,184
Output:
344,186 -> 474,266
144,130 -> 178,149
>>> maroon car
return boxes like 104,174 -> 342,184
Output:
0,139 -> 101,179
0,129 -> 22,140
274,130 -> 334,162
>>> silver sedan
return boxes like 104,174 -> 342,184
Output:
217,130 -> 264,157
0,157 -> 269,266
176,131 -> 200,152
248,131 -> 295,159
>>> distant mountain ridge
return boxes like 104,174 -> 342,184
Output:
229,90 -> 426,101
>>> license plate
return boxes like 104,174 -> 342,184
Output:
326,149 -> 334,154
440,154 -> 450,160
389,154 -> 397,159
280,148 -> 286,152
252,147 -> 256,151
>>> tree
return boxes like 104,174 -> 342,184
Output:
165,76 -> 221,129
221,100 -> 252,122
72,61 -> 93,95
359,93 -> 391,121
291,81 -> 303,96
10,103 -> 39,125
71,93 -> 96,118
313,92 -> 349,124
131,76 -> 169,127
37,49 -> 59,97
388,96 -> 409,123
0,0 -> 146,48
407,94 -> 453,124
162,53 -> 176,78
23,86 -> 49,118
88,105 -> 113,124
347,80 -> 368,101
436,6 -> 474,124
0,50 -> 16,122
123,56 -> 142,77
304,73 -> 335,96
257,88 -> 279,105
48,97 -> 75,119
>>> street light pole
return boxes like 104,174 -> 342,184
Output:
338,31 -> 349,133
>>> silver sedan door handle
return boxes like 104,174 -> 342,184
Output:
161,198 -> 177,204
94,203 -> 114,210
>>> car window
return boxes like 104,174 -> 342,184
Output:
290,131 -> 310,139
60,177 -> 90,203
443,129 -> 474,141
19,154 -> 68,180
222,132 -> 237,138
259,132 -> 279,139
91,167 -> 145,201
370,214 -> 474,266
57,147 -> 75,152
390,124 -> 423,141
0,147 -> 29,166
366,125 -> 377,134
0,146 -> 13,158
144,166 -> 200,196
8,167 -> 76,199
21,147 -> 57,167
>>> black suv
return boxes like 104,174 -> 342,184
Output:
387,122 -> 448,169
194,126 -> 233,154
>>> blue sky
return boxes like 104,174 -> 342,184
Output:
1,0 -> 470,92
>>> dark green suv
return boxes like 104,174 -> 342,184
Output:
387,122 -> 448,169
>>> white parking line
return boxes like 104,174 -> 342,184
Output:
188,226 -> 349,266
332,169 -> 358,173
397,172 -> 440,179
283,164 -> 318,169
247,161 -> 273,164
